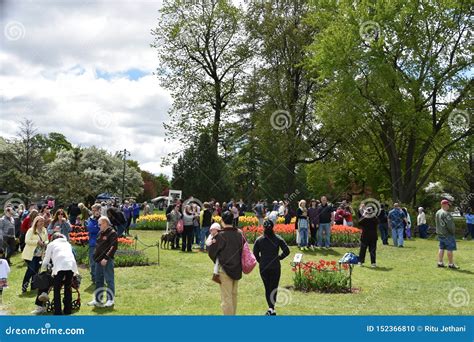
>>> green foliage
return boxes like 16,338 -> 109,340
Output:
73,245 -> 149,267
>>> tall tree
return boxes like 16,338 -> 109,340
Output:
308,0 -> 473,203
245,0 -> 336,195
152,0 -> 252,156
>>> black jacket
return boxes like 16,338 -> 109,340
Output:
359,216 -> 378,241
316,204 -> 334,224
208,227 -> 243,280
93,227 -> 118,262
253,234 -> 290,270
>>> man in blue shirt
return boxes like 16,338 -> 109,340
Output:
86,204 -> 101,282
388,203 -> 407,247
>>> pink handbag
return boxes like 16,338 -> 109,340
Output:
176,219 -> 184,234
241,233 -> 257,274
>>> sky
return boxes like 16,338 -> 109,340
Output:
0,0 -> 177,176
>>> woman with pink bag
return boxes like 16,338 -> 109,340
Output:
253,219 -> 290,316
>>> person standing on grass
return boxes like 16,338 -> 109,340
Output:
254,200 -> 265,226
253,219 -> 290,316
86,204 -> 101,283
296,200 -> 309,250
388,203 -> 407,247
357,207 -> 378,268
417,207 -> 428,238
316,196 -> 334,248
131,200 -> 140,228
88,216 -> 118,308
0,207 -> 16,265
462,208 -> 474,240
199,202 -> 213,251
41,233 -> 78,315
121,200 -> 133,236
182,205 -> 195,252
307,199 -> 318,249
208,211 -> 243,315
435,200 -> 459,269
21,216 -> 48,294
377,204 -> 389,245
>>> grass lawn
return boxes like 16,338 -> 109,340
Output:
2,230 -> 473,315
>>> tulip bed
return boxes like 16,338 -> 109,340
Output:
135,213 -> 295,230
242,224 -> 361,247
292,260 -> 352,293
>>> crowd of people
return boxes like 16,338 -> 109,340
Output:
0,193 -> 471,316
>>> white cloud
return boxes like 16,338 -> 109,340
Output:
0,0 -> 177,176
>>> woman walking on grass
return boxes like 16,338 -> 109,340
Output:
253,219 -> 290,315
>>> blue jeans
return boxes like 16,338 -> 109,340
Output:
21,256 -> 42,292
318,223 -> 331,247
299,228 -> 308,247
89,246 -> 96,282
392,227 -> 404,247
378,223 -> 389,244
95,258 -> 115,302
200,226 -> 210,250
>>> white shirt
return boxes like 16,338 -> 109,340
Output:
0,259 -> 10,278
417,212 -> 426,225
42,237 -> 79,276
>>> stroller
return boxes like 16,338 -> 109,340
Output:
45,274 -> 82,313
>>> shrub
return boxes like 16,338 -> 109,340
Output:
72,245 -> 149,267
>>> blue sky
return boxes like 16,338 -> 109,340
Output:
0,0 -> 175,176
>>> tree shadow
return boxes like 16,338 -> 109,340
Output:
83,283 -> 96,294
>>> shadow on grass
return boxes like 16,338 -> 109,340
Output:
448,268 -> 474,275
303,249 -> 342,257
83,283 -> 95,294
92,306 -> 116,314
367,266 -> 393,272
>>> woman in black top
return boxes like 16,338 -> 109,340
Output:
253,219 -> 290,315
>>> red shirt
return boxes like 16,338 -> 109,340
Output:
21,216 -> 31,233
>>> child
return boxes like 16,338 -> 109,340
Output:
206,222 -> 221,283
0,248 -> 10,300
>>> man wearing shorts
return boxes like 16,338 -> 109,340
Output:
435,199 -> 459,269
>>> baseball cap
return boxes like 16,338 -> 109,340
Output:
441,199 -> 450,205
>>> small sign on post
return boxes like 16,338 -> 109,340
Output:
293,253 -> 303,264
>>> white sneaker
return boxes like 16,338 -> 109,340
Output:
87,300 -> 103,307
38,292 -> 49,302
104,300 -> 114,308
31,305 -> 46,315
371,263 -> 377,268
357,262 -> 363,266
